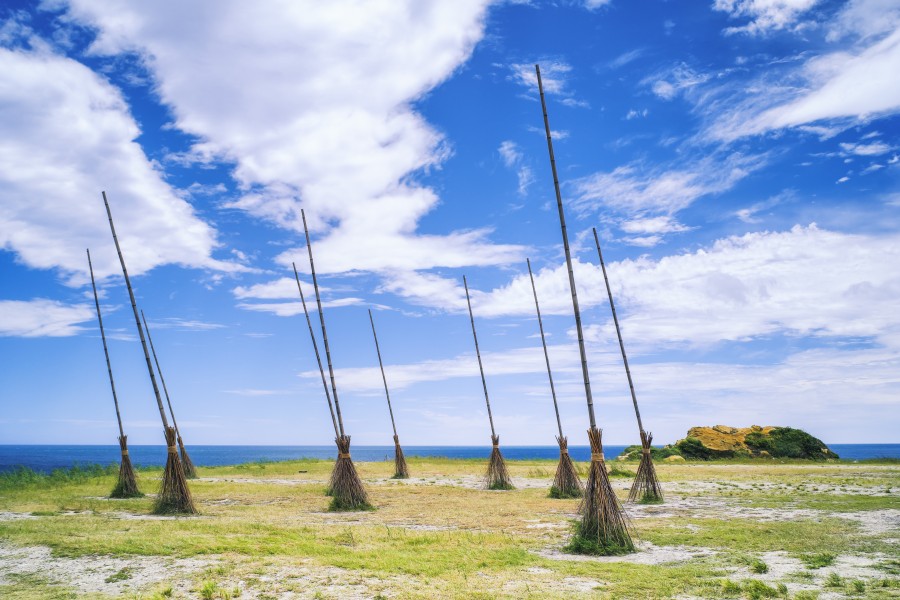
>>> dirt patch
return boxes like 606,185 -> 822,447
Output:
0,512 -> 36,522
0,542 -> 211,594
832,509 -> 900,535
534,542 -> 716,564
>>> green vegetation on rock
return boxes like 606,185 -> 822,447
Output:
617,425 -> 839,461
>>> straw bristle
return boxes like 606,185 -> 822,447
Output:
328,435 -> 372,511
485,434 -> 514,490
153,427 -> 197,515
549,435 -> 583,499
178,436 -> 198,480
628,431 -> 663,504
568,427 -> 634,555
110,435 -> 142,498
392,434 -> 410,479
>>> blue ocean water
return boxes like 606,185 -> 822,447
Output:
0,443 -> 896,473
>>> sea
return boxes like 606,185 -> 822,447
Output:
1,443 -> 898,473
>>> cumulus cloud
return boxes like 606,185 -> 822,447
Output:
0,299 -> 93,337
54,0 -> 519,277
0,45 -> 233,283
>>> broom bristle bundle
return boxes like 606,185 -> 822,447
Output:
568,427 -> 634,555
328,435 -> 372,511
178,436 -> 198,480
110,435 -> 142,498
485,434 -> 514,490
153,427 -> 197,515
392,434 -> 409,479
549,436 -> 583,499
628,431 -> 663,504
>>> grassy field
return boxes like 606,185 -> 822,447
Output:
0,457 -> 897,599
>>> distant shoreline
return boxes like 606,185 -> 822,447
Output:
2,443 -> 898,473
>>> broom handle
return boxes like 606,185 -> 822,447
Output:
301,209 -> 346,439
536,65 -> 596,429
463,276 -> 496,438
368,309 -> 398,438
292,262 -> 340,439
101,191 -> 170,430
141,310 -> 183,438
526,258 -> 564,440
87,248 -> 125,439
592,228 -> 645,435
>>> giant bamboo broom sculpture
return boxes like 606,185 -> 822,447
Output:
141,310 -> 198,479
527,258 -> 582,498
302,209 -> 371,511
101,191 -> 196,515
292,262 -> 341,494
87,248 -> 142,498
535,66 -> 632,553
368,309 -> 409,479
463,276 -> 514,490
592,229 -> 663,504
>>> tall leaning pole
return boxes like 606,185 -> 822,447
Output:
301,209 -> 370,511
463,276 -> 514,490
592,228 -> 663,503
535,66 -> 632,553
141,310 -> 198,479
101,191 -> 196,515
87,248 -> 142,498
368,309 -> 410,479
526,258 -> 582,498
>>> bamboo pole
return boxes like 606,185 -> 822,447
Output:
368,309 -> 409,478
141,310 -> 197,478
301,210 -> 345,438
463,276 -> 496,438
591,228 -> 644,435
292,262 -> 340,439
592,228 -> 663,503
535,66 -> 596,429
301,209 -> 370,509
535,66 -> 631,551
87,248 -> 141,498
527,257 -> 583,498
101,192 -> 169,430
100,191 -> 194,513
463,276 -> 513,490
87,248 -> 126,441
526,258 -> 563,440
368,309 -> 399,439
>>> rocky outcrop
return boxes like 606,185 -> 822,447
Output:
617,425 -> 838,461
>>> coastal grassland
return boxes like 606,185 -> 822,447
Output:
0,457 -> 897,599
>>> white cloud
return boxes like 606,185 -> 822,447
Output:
237,297 -> 364,318
570,153 -> 766,220
840,141 -> 893,156
510,60 -> 572,95
54,1 -> 517,276
583,0 -> 612,10
0,299 -> 93,337
379,225 -> 900,354
713,0 -> 820,36
498,140 -> 535,196
648,63 -> 710,100
0,45 -> 233,283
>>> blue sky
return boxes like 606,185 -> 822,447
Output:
1,0 -> 898,447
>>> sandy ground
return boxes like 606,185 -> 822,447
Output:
1,462 -> 898,598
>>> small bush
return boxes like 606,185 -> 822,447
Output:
801,552 -> 836,569
743,579 -> 779,599
750,559 -> 769,574
825,572 -> 843,587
